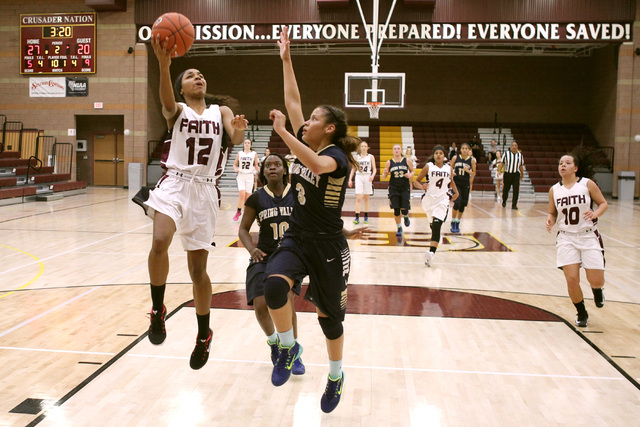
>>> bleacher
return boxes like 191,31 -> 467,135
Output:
0,114 -> 87,203
252,121 -> 608,196
510,123 -> 611,193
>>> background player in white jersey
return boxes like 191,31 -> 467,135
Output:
413,145 -> 459,266
348,140 -> 376,224
233,138 -> 259,221
545,147 -> 608,327
143,35 -> 248,370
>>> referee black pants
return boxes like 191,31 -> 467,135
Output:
502,172 -> 520,208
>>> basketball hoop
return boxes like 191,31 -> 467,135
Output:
367,101 -> 382,119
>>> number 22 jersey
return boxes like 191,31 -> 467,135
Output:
164,102 -> 226,178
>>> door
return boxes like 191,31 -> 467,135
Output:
93,133 -> 125,186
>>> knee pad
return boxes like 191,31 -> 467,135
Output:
393,208 -> 401,216
401,209 -> 409,216
264,276 -> 290,310
318,316 -> 343,340
430,219 -> 443,243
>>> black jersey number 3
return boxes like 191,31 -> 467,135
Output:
296,183 -> 306,205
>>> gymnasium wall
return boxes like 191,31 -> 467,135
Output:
157,48 -> 614,129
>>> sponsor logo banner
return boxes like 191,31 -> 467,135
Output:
30,77 -> 88,97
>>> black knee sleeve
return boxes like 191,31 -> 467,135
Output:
430,219 -> 443,242
264,276 -> 290,309
394,208 -> 401,216
318,316 -> 343,340
401,209 -> 409,216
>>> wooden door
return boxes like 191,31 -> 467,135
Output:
93,134 -> 125,186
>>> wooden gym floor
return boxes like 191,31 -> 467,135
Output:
0,187 -> 639,426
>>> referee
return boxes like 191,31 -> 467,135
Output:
501,141 -> 525,209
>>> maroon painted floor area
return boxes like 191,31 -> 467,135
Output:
191,285 -> 561,322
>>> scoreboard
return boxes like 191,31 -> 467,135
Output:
20,13 -> 96,75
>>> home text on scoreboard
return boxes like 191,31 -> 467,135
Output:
20,12 -> 96,75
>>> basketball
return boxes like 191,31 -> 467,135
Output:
151,12 -> 195,58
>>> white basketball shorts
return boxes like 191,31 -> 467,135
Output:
556,229 -> 605,270
421,193 -> 450,222
145,174 -> 220,251
236,173 -> 255,193
355,173 -> 373,195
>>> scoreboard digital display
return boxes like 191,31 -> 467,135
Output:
20,13 -> 96,75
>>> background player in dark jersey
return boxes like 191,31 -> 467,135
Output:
263,26 -> 364,414
238,152 -> 305,375
382,144 -> 414,237
450,142 -> 476,233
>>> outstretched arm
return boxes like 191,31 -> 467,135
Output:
151,35 -> 181,128
270,109 -> 337,175
278,26 -> 305,133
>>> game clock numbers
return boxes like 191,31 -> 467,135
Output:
20,13 -> 96,75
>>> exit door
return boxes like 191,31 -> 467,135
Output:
93,133 -> 124,186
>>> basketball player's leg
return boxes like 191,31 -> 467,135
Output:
354,193 -> 363,223
149,212 -> 176,286
146,212 -> 176,344
186,249 -> 214,369
562,263 -> 589,326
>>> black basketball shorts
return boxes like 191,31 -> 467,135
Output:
264,233 -> 350,321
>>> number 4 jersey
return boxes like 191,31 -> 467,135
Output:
164,102 -> 226,178
552,177 -> 597,232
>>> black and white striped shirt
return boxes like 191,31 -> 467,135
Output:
501,150 -> 525,174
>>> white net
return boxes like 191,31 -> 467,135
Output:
367,102 -> 382,119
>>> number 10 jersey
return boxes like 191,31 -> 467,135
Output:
165,102 -> 225,178
552,177 -> 597,233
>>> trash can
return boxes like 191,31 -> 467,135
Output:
618,171 -> 636,202
128,162 -> 143,196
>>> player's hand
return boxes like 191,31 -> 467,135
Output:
270,109 -> 287,132
369,176 -> 374,182
231,114 -> 249,130
343,226 -> 370,240
348,180 -> 353,188
404,173 -> 411,179
250,247 -> 267,262
277,26 -> 291,61
151,34 -> 176,66
545,216 -> 554,232
583,209 -> 597,221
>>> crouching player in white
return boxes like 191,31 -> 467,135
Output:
413,145 -> 459,267
546,147 -> 608,328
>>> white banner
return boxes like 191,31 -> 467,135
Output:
29,77 -> 66,97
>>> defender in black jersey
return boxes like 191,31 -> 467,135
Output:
262,26 -> 364,413
238,153 -> 304,374
450,142 -> 476,233
382,144 -> 414,237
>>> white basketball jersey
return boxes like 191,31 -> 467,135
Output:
355,153 -> 373,176
165,103 -> 226,178
238,151 -> 257,174
425,162 -> 452,197
552,177 -> 597,232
